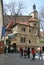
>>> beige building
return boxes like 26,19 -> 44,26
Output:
5,5 -> 42,49
6,6 -> 40,49
9,19 -> 40,48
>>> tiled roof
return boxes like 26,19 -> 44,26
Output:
6,20 -> 14,30
16,20 -> 31,26
28,17 -> 38,22
6,17 -> 38,30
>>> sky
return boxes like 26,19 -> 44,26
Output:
3,0 -> 44,15
3,0 -> 44,31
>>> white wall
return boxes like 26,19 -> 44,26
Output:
13,26 -> 18,34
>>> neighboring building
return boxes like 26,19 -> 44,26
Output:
40,31 -> 44,39
0,0 -> 4,54
40,31 -> 44,51
5,5 -> 40,49
0,0 -> 3,40
4,15 -> 32,27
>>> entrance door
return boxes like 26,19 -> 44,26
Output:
13,43 -> 16,52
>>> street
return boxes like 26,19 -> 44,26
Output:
0,53 -> 44,65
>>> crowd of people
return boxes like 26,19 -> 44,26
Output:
4,45 -> 43,60
4,45 -> 17,53
19,47 -> 43,60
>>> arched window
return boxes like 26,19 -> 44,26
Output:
20,37 -> 26,43
29,40 -> 31,43
29,29 -> 31,32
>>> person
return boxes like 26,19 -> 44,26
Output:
20,47 -> 23,57
31,48 -> 36,61
4,46 -> 7,53
23,47 -> 27,57
27,47 -> 30,58
8,46 -> 10,53
38,48 -> 43,60
10,45 -> 13,53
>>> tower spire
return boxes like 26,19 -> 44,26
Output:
33,4 -> 36,11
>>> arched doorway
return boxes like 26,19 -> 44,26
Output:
13,43 -> 16,52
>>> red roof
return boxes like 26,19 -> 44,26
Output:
16,20 -> 31,26
29,17 -> 38,22
6,17 -> 37,30
6,20 -> 14,30
40,31 -> 44,35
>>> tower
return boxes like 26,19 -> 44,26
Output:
33,4 -> 36,11
31,4 -> 38,19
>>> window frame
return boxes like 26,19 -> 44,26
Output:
20,37 -> 26,43
21,27 -> 25,32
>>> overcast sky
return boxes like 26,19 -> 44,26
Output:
3,0 -> 44,15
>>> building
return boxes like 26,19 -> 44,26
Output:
40,31 -> 44,39
0,0 -> 4,54
5,5 -> 41,49
0,0 -> 3,40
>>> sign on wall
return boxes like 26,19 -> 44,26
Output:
2,27 -> 6,37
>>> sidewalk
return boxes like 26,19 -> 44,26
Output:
0,53 -> 44,65
35,53 -> 44,60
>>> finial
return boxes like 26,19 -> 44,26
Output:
33,4 -> 36,11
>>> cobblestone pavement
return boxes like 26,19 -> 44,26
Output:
0,53 -> 44,65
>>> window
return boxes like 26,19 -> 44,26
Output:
20,37 -> 23,43
21,28 -> 25,32
35,30 -> 36,33
34,23 -> 36,26
24,37 -> 26,42
20,37 -> 26,43
29,40 -> 31,43
29,29 -> 31,32
34,29 -> 37,35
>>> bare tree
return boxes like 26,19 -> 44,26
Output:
40,7 -> 44,31
17,1 -> 25,15
3,1 -> 25,15
3,1 -> 7,15
5,2 -> 16,15
41,7 -> 44,18
40,19 -> 44,30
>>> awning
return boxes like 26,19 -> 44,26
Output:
8,34 -> 17,38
